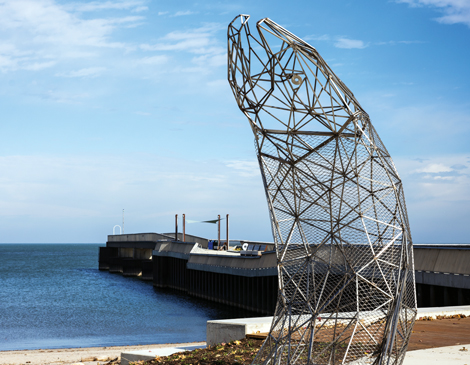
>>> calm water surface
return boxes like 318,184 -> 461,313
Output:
0,244 -> 255,351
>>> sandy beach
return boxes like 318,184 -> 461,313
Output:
0,342 -> 206,365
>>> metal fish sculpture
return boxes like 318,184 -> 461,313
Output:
227,15 -> 416,365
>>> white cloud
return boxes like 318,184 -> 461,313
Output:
416,163 -> 453,173
396,0 -> 470,27
192,53 -> 225,67
155,10 -> 196,17
206,79 -> 228,89
396,155 -> 470,202
375,40 -> 425,46
392,154 -> 470,242
432,175 -> 453,180
140,24 -> 223,54
65,1 -> 148,13
226,160 -> 259,178
136,55 -> 169,65
55,66 -> 106,78
23,60 -> 56,70
0,0 -> 145,72
334,38 -> 368,49
0,1 -> 142,47
139,23 -> 225,72
304,34 -> 330,41
173,10 -> 195,17
305,34 -> 422,49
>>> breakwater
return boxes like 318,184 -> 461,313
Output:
99,234 -> 470,313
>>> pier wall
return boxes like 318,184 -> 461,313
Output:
99,236 -> 470,314
414,245 -> 470,307
150,241 -> 277,314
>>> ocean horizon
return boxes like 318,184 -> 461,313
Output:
0,243 -> 256,351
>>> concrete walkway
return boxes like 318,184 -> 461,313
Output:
122,306 -> 470,364
120,342 -> 470,365
404,344 -> 470,364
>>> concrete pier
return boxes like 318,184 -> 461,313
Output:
99,235 -> 470,314
151,240 -> 278,314
414,244 -> 470,307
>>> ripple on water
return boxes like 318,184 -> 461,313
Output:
0,244 -> 257,351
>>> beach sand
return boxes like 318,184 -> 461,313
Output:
0,342 -> 206,365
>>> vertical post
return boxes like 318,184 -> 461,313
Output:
122,209 -> 125,234
183,214 -> 186,242
429,285 -> 435,307
218,214 -> 221,250
175,214 -> 178,241
226,214 -> 229,250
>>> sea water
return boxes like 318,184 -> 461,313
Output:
0,244 -> 255,351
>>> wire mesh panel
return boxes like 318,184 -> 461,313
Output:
227,15 -> 416,365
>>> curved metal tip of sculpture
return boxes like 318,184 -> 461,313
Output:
227,15 -> 417,365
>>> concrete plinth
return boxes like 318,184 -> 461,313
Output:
206,317 -> 272,346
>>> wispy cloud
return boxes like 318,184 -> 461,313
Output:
173,10 -> 195,17
156,10 -> 197,17
226,160 -> 259,178
376,40 -> 425,45
416,163 -> 453,173
33,89 -> 90,104
140,23 -> 223,53
334,38 -> 368,49
55,66 -> 106,78
136,55 -> 169,65
65,0 -> 148,13
399,156 -> 470,200
304,34 -> 331,41
139,23 -> 225,71
0,0 -> 145,72
305,34 -> 422,49
23,60 -> 57,71
305,34 -> 368,49
396,0 -> 470,27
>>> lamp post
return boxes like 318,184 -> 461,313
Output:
218,214 -> 221,250
175,214 -> 178,241
226,214 -> 229,250
183,214 -> 186,242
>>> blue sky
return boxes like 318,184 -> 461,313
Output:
0,0 -> 468,243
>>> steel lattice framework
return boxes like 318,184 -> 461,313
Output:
227,15 -> 417,365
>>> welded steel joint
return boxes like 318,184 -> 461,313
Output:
227,15 -> 416,365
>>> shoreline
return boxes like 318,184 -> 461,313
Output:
0,341 -> 206,365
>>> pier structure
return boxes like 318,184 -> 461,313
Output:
99,233 -> 277,314
99,234 -> 470,314
99,232 -> 209,278
414,244 -> 470,307
152,240 -> 278,314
